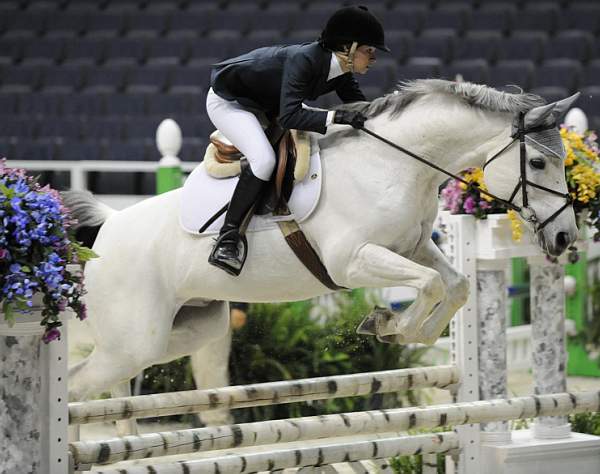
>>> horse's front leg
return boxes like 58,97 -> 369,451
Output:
411,239 -> 470,345
345,243 -> 445,343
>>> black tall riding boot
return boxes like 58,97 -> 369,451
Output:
208,165 -> 266,275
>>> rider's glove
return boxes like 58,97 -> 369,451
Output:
333,110 -> 367,129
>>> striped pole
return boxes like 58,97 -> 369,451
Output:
90,433 -> 459,474
70,391 -> 600,467
69,365 -> 459,425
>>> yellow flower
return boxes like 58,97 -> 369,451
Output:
507,210 -> 523,242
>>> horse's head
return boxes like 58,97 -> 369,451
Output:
483,93 -> 580,257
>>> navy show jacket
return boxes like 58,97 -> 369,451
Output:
210,42 -> 366,134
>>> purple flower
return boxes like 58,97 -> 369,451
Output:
42,327 -> 61,343
464,196 -> 476,214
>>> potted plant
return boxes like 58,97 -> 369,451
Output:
0,160 -> 96,342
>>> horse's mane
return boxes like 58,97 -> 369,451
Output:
337,79 -> 546,118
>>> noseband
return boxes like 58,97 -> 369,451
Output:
359,111 -> 572,233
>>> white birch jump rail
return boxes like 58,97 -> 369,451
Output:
91,433 -> 461,474
68,365 -> 459,425
70,391 -> 600,468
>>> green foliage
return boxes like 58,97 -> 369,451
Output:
571,411 -> 600,436
228,289 -> 428,423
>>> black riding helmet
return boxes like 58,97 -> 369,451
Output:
319,5 -> 391,53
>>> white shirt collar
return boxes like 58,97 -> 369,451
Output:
327,53 -> 345,81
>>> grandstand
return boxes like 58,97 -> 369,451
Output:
1,0 -> 599,194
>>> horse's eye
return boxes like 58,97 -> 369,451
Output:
529,158 -> 545,170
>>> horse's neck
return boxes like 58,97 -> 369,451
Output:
366,97 -> 512,187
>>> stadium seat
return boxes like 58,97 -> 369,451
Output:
544,30 -> 594,62
0,118 -> 38,139
21,39 -> 66,65
583,59 -> 600,87
105,93 -> 147,116
124,13 -> 168,38
409,29 -> 457,64
497,31 -> 548,64
63,38 -> 107,66
0,38 -> 25,65
421,4 -> 471,35
356,64 -> 393,89
104,38 -> 147,66
534,59 -> 582,92
167,12 -> 207,39
60,141 -> 104,161
188,38 -> 232,64
0,93 -> 18,115
178,137 -> 207,162
146,38 -> 190,66
147,91 -> 203,115
168,64 -> 211,94
488,59 -> 535,91
442,59 -> 489,84
383,5 -> 428,35
40,66 -> 85,93
396,57 -> 443,81
385,30 -> 412,64
126,66 -> 170,94
85,13 -> 126,38
125,117 -> 164,140
82,66 -> 128,93
44,12 -> 89,38
18,92 -> 63,116
469,5 -> 514,34
62,94 -> 106,116
579,86 -> 600,129
37,118 -> 82,140
558,3 -> 600,34
511,3 -> 559,35
0,65 -> 42,92
455,31 -> 502,62
2,12 -> 47,39
82,117 -> 126,141
10,141 -> 57,160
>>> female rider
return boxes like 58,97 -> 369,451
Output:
206,5 -> 390,275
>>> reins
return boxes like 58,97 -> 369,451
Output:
357,111 -> 572,232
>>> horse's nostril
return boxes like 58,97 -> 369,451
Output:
556,232 -> 569,249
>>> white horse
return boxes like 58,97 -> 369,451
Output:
65,80 -> 579,411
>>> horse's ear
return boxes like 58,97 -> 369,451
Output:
523,103 -> 555,129
551,92 -> 581,122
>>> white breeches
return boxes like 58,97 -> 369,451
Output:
206,88 -> 276,181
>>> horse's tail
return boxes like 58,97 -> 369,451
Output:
61,190 -> 116,248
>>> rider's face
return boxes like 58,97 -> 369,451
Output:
353,45 -> 376,74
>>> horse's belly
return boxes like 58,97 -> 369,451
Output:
179,232 -> 334,303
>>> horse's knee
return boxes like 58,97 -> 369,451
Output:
450,273 -> 470,306
423,270 -> 445,301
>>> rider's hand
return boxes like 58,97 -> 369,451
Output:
333,110 -> 367,129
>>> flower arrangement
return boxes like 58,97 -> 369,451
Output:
440,126 -> 600,249
0,160 -> 96,343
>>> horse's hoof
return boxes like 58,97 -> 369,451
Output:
356,314 -> 378,335
376,334 -> 406,345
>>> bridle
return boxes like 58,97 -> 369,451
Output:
359,112 -> 572,233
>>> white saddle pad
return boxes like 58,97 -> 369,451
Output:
180,142 -> 322,235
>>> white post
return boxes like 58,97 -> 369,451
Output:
443,215 -> 480,474
0,312 -> 70,474
477,260 -> 511,442
528,256 -> 571,439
